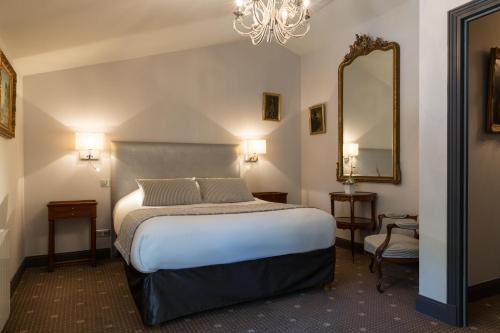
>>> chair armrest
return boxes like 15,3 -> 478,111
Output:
375,223 -> 397,257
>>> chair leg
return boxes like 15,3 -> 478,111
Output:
369,256 -> 375,273
376,258 -> 384,293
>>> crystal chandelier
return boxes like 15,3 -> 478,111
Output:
233,0 -> 311,46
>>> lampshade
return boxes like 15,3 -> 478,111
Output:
75,132 -> 105,151
343,143 -> 359,157
242,139 -> 267,155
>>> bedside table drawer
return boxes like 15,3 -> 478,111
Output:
50,205 -> 96,219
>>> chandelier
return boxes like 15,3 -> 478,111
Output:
233,0 -> 311,45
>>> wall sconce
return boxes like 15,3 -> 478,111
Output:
75,132 -> 105,160
242,139 -> 267,163
343,143 -> 359,158
343,143 -> 359,177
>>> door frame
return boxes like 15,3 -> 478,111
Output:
448,0 -> 500,327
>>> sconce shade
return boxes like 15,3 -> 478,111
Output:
242,139 -> 267,155
75,132 -> 105,151
343,143 -> 359,157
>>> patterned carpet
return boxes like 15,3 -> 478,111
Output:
3,247 -> 500,333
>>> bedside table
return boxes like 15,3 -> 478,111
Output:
47,200 -> 97,272
252,192 -> 288,203
329,192 -> 377,261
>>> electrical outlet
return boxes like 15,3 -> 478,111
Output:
96,229 -> 111,238
100,179 -> 111,187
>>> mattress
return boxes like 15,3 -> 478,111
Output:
114,190 -> 336,273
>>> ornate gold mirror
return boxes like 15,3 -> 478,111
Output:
337,35 -> 401,184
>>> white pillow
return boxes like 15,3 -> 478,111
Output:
136,178 -> 202,206
196,178 -> 255,203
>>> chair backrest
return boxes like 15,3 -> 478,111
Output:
377,214 -> 418,236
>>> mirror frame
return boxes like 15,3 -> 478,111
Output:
337,34 -> 401,184
487,47 -> 500,133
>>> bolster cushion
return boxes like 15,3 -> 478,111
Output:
196,178 -> 255,203
136,178 -> 202,206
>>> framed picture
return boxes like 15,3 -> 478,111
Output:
0,50 -> 17,139
309,103 -> 326,135
487,47 -> 500,133
262,92 -> 281,121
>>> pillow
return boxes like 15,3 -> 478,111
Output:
136,178 -> 202,206
196,178 -> 255,203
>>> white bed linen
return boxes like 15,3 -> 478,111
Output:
114,190 -> 336,273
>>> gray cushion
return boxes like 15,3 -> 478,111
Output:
196,178 -> 255,203
364,234 -> 419,259
136,178 -> 202,206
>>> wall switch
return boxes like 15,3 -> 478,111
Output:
96,229 -> 111,238
100,179 -> 111,187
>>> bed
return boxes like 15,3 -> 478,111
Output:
111,141 -> 336,326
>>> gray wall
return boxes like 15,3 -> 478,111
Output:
23,41 -> 301,256
468,11 -> 500,287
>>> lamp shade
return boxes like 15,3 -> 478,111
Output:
75,132 -> 105,151
343,143 -> 359,157
242,139 -> 267,155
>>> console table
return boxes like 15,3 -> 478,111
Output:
329,192 -> 377,261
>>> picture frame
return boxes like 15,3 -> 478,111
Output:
487,47 -> 500,133
262,92 -> 281,121
0,50 -> 17,139
309,103 -> 326,135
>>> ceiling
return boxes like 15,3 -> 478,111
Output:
0,0 -> 234,58
0,0 -> 409,75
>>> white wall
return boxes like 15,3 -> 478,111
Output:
301,0 -> 419,242
22,41 -> 301,256
467,11 -> 500,287
419,0 -> 469,303
0,35 -> 25,282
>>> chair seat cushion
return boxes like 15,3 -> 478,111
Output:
364,234 -> 419,259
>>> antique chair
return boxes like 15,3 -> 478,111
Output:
364,214 -> 419,293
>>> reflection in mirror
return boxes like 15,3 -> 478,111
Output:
338,35 -> 400,183
343,50 -> 393,177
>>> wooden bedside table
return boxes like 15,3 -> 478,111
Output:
252,192 -> 288,203
47,200 -> 97,272
329,192 -> 377,261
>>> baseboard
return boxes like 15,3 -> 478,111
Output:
335,237 -> 364,253
10,258 -> 26,296
468,278 -> 500,302
10,248 -> 111,297
24,248 -> 111,267
416,294 -> 460,326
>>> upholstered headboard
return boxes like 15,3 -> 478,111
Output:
110,141 -> 240,254
110,141 -> 240,208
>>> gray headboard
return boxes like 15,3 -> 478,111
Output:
110,141 -> 240,207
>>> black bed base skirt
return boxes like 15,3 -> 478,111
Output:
124,246 -> 336,326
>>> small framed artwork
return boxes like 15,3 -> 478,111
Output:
0,50 -> 17,139
309,103 -> 326,135
487,47 -> 500,133
262,92 -> 281,121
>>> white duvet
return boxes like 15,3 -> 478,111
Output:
114,190 -> 336,273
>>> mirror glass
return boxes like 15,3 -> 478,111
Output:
338,35 -> 400,183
